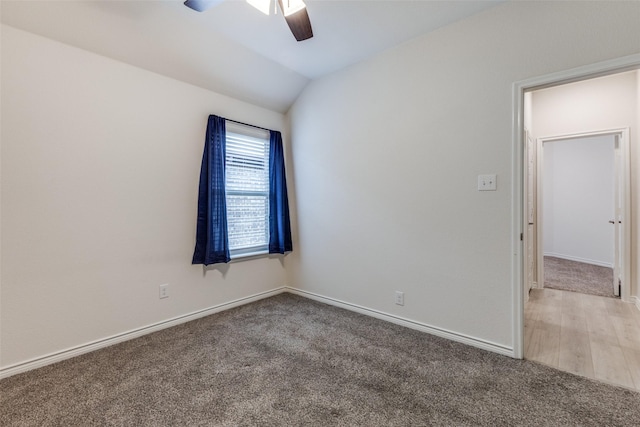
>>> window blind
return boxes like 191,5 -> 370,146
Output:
225,122 -> 270,256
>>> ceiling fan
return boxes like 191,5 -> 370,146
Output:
184,0 -> 313,42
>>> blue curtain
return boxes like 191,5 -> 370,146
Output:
268,131 -> 293,254
192,115 -> 230,265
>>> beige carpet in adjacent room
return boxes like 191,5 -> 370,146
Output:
544,256 -> 615,298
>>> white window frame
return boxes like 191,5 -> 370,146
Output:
225,121 -> 270,259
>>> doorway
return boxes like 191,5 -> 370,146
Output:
517,66 -> 640,389
534,131 -> 629,300
512,55 -> 640,360
517,65 -> 638,309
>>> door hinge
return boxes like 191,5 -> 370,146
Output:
520,233 -> 523,241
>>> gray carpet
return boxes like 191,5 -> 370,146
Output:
1,294 -> 639,426
544,256 -> 615,298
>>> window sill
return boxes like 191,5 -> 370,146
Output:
229,250 -> 270,263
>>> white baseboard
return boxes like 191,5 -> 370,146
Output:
2,285 -> 517,379
543,252 -> 613,268
285,287 -> 515,358
633,296 -> 640,313
0,287 -> 287,379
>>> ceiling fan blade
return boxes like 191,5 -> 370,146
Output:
184,0 -> 225,13
278,0 -> 313,42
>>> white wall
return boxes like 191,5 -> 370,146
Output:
542,136 -> 615,267
532,71 -> 639,298
0,25 -> 289,369
287,1 -> 640,350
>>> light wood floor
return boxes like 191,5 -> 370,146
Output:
525,288 -> 640,391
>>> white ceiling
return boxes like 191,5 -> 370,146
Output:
1,0 -> 502,112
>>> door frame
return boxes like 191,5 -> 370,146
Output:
510,53 -> 640,359
535,129 -> 630,302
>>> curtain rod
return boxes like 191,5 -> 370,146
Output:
224,117 -> 274,133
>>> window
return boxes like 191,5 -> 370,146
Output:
225,121 -> 270,258
192,114 -> 291,266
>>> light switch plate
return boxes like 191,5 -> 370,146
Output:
478,174 -> 497,191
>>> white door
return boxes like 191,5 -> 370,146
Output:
525,130 -> 536,294
612,134 -> 622,296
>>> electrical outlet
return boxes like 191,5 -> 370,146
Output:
159,284 -> 169,299
395,291 -> 404,306
477,174 -> 497,191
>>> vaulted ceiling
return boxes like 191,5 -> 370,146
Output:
1,1 -> 502,112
